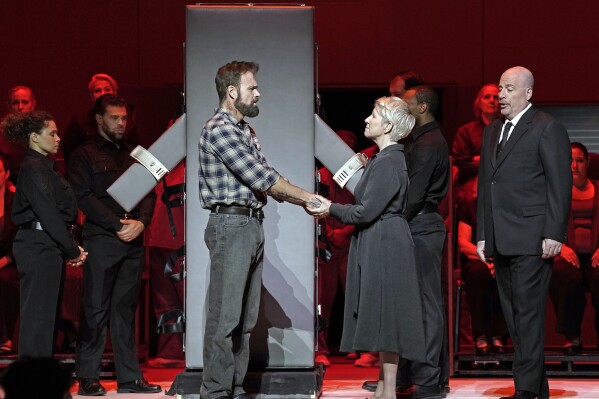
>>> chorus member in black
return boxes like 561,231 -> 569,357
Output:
477,66 -> 571,399
0,111 -> 87,358
400,86 -> 450,399
310,97 -> 426,399
68,94 -> 159,395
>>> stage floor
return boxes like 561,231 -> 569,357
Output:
68,356 -> 599,398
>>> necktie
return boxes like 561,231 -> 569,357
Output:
498,121 -> 513,153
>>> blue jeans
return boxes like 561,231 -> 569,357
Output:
202,213 -> 265,399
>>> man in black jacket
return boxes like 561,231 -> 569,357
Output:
69,94 -> 160,396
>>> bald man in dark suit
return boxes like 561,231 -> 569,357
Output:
476,66 -> 571,399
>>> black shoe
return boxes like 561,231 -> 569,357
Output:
362,380 -> 378,392
396,384 -> 442,399
499,390 -> 545,399
117,378 -> 161,394
564,335 -> 582,356
362,380 -> 410,392
78,379 -> 106,396
564,344 -> 582,355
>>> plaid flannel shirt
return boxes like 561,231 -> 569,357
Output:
198,108 -> 280,209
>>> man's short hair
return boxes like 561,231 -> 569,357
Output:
412,85 -> 439,117
397,71 -> 424,91
215,61 -> 259,104
94,94 -> 126,116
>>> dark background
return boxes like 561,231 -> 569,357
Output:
2,0 -> 599,146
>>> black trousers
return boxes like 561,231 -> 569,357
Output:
495,251 -> 551,398
13,229 -> 65,358
76,227 -> 144,383
399,212 -> 447,387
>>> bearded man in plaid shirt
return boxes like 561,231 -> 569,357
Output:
198,60 -> 318,399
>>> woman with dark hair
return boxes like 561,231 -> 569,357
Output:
0,155 -> 18,355
549,142 -> 599,354
310,97 -> 426,399
0,111 -> 87,358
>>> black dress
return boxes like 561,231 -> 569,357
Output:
330,144 -> 426,362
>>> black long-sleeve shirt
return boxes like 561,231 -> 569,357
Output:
402,121 -> 450,221
11,149 -> 80,259
68,134 -> 155,232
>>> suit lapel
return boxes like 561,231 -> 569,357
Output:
495,106 -> 536,170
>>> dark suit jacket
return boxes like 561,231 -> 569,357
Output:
476,105 -> 572,256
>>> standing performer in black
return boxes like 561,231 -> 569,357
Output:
69,94 -> 160,395
1,110 -> 87,358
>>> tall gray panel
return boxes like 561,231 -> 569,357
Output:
185,6 -> 315,368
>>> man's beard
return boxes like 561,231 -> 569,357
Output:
235,98 -> 259,118
102,123 -> 125,143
